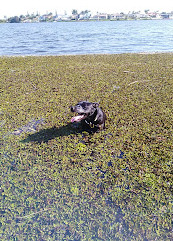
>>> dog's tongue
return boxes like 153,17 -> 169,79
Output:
71,115 -> 85,123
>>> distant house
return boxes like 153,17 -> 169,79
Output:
53,14 -> 71,21
160,13 -> 170,19
61,15 -> 71,21
126,12 -> 141,20
169,12 -> 173,19
39,15 -> 47,22
110,13 -> 125,20
71,14 -> 79,21
90,14 -> 99,20
39,13 -> 53,22
90,13 -> 108,20
79,12 -> 91,20
148,12 -> 162,19
137,13 -> 150,19
99,13 -> 108,20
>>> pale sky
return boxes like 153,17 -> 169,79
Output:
1,0 -> 173,18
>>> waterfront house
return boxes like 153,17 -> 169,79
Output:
110,13 -> 125,20
90,13 -> 108,20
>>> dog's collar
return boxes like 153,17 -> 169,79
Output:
85,119 -> 95,128
85,119 -> 90,125
85,109 -> 98,125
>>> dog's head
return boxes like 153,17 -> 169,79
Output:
71,101 -> 99,123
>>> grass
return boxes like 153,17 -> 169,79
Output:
0,54 -> 173,240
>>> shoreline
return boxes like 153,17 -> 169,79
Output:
2,18 -> 173,23
1,51 -> 173,58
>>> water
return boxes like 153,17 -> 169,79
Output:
0,20 -> 173,55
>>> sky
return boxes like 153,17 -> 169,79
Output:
1,0 -> 173,18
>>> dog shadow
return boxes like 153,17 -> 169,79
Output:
21,123 -> 98,143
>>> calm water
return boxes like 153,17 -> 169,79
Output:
0,20 -> 173,55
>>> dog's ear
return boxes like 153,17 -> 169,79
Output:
92,102 -> 99,108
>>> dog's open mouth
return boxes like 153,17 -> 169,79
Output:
71,113 -> 87,123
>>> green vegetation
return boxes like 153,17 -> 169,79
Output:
0,54 -> 173,240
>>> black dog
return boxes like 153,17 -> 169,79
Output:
71,101 -> 106,130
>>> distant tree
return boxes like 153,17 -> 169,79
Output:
72,9 -> 78,15
0,19 -> 6,23
144,9 -> 150,14
28,14 -> 35,20
8,16 -> 20,23
80,10 -> 90,15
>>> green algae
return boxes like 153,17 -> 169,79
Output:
0,54 -> 173,240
